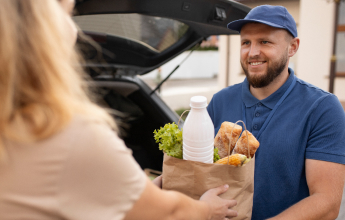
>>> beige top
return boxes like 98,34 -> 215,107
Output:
0,116 -> 147,220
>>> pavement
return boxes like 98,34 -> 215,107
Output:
143,78 -> 220,111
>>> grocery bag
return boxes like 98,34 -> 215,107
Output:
162,154 -> 254,220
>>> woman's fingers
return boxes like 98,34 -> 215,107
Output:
207,184 -> 229,196
226,209 -> 238,218
226,199 -> 237,209
199,184 -> 238,220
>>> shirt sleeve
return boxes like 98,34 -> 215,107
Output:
57,119 -> 147,220
306,94 -> 345,164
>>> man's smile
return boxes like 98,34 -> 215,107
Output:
249,61 -> 266,66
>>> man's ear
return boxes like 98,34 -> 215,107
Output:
288,37 -> 300,57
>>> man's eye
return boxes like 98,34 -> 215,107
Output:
242,41 -> 250,45
262,41 -> 268,44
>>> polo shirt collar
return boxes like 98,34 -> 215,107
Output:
242,68 -> 295,109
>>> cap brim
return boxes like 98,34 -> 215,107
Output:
227,19 -> 285,33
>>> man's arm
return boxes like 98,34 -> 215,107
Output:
268,159 -> 345,220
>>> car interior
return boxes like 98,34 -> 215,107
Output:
90,79 -> 166,171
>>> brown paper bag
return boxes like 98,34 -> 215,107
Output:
162,154 -> 254,220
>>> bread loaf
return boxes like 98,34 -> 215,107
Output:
214,122 -> 242,158
233,130 -> 260,158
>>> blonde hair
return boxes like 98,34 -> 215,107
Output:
0,0 -> 117,155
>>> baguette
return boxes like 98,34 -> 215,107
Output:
233,130 -> 260,158
214,122 -> 242,158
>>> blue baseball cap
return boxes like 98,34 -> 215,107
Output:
227,5 -> 297,38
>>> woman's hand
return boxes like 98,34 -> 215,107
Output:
125,179 -> 236,220
200,184 -> 238,220
152,175 -> 162,188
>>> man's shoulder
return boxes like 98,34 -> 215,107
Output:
294,77 -> 334,101
213,82 -> 243,98
293,77 -> 343,115
295,77 -> 330,96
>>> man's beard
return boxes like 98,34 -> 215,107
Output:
241,50 -> 288,88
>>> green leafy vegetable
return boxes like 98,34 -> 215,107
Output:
154,122 -> 221,162
154,123 -> 183,159
214,147 -> 220,162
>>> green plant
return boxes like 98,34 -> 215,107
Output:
154,123 -> 183,159
188,45 -> 218,51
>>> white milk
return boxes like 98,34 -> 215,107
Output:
183,96 -> 214,163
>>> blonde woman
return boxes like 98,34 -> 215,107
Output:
0,0 -> 238,219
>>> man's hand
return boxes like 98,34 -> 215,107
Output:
268,159 -> 345,220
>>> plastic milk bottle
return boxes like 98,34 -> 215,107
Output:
183,96 -> 214,163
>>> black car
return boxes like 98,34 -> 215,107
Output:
73,0 -> 250,172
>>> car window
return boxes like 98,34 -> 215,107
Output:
73,14 -> 189,53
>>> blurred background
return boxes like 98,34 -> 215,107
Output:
140,0 -> 345,116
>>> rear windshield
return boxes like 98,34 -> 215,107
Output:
73,14 -> 189,53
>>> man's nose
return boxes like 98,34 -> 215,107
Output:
248,44 -> 260,58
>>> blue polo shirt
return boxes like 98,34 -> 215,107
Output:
207,68 -> 345,220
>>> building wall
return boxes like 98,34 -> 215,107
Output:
219,0 -> 344,101
297,0 -> 338,97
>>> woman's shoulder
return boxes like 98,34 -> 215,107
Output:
65,114 -> 115,135
56,114 -> 127,153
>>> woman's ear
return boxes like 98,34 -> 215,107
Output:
288,37 -> 300,57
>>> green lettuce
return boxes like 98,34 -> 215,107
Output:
154,123 -> 183,159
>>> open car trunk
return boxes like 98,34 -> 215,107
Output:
74,0 -> 250,171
